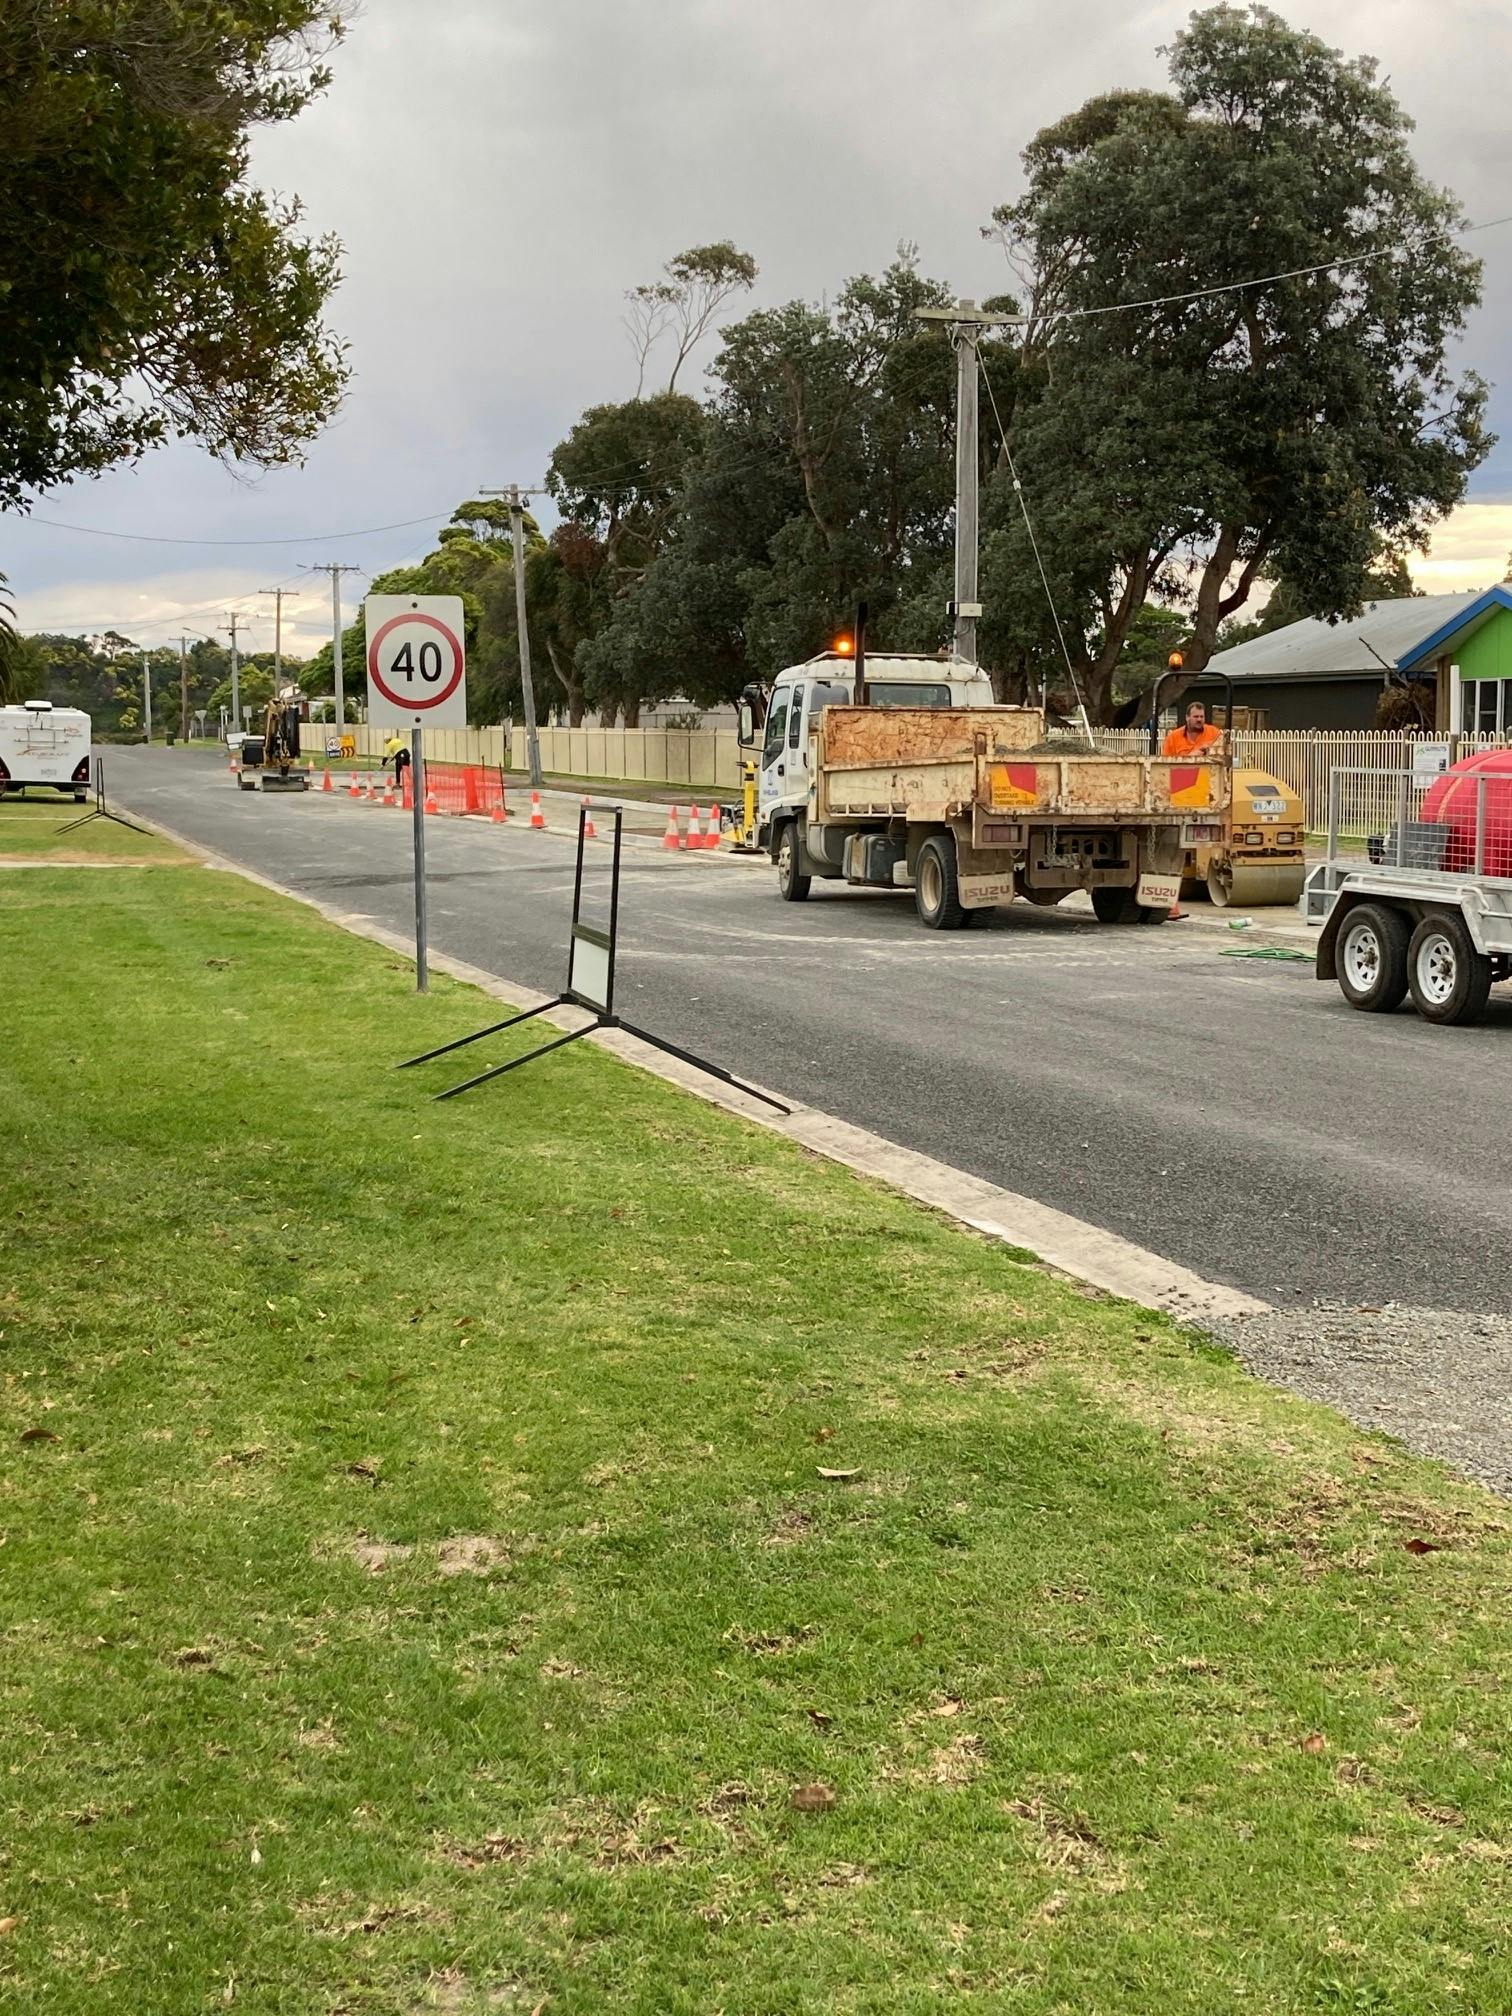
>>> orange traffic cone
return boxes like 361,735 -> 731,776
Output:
490,800 -> 505,825
704,802 -> 722,849
424,783 -> 438,815
687,803 -> 703,850
321,768 -> 333,793
348,774 -> 361,798
581,796 -> 597,840
382,778 -> 394,806
529,791 -> 545,830
366,776 -> 377,802
662,806 -> 681,850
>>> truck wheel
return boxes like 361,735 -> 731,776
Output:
1091,887 -> 1160,925
775,821 -> 811,903
915,835 -> 969,930
1336,902 -> 1409,1013
1407,913 -> 1492,1026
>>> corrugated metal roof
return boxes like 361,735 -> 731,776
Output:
1208,591 -> 1486,682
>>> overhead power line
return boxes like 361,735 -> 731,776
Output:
993,208 -> 1512,326
977,349 -> 1093,743
17,508 -> 455,548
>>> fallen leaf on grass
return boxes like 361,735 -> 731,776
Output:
814,1427 -> 836,1444
0,1916 -> 19,1937
806,1707 -> 833,1730
345,1460 -> 382,1483
816,1467 -> 860,1481
1301,1731 -> 1328,1755
173,1647 -> 215,1668
789,1783 -> 837,1814
1403,1538 -> 1443,1556
931,1696 -> 965,1718
19,1427 -> 58,1444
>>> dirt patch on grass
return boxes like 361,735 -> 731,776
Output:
338,1533 -> 509,1577
410,1968 -> 537,2011
762,1506 -> 815,1547
348,1537 -> 414,1575
1006,1797 -> 1122,1884
916,1734 -> 987,1787
437,1535 -> 508,1576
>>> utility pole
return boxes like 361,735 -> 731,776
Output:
481,484 -> 543,789
914,299 -> 1020,665
178,635 -> 189,743
223,611 -> 244,734
142,651 -> 152,743
258,587 -> 299,691
305,563 -> 361,729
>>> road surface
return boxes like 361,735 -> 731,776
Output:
106,748 -> 1512,1316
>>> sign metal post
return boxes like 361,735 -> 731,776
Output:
364,594 -> 466,994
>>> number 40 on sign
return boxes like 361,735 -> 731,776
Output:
364,595 -> 467,730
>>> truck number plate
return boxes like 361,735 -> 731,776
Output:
1137,873 -> 1181,909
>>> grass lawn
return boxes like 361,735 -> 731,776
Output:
4,865 -> 1512,2015
0,794 -> 186,863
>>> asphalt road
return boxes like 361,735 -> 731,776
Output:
107,748 -> 1512,1315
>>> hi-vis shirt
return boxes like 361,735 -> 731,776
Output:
1162,723 -> 1222,757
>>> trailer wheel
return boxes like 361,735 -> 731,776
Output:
1407,913 -> 1492,1027
1335,902 -> 1409,1013
915,835 -> 969,930
775,821 -> 811,903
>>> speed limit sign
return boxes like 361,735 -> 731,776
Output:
364,595 -> 467,729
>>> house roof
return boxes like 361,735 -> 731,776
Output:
1207,590 -> 1490,684
1394,583 -> 1512,670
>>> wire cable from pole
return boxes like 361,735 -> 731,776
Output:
977,352 -> 1096,748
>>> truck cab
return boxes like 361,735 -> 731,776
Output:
754,651 -> 995,844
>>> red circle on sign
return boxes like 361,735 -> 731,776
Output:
367,611 -> 465,712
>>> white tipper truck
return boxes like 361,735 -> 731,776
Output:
0,699 -> 92,802
742,650 -> 1232,930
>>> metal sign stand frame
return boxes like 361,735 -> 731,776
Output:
54,758 -> 153,837
397,804 -> 789,1113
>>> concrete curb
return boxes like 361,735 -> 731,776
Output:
133,808 -> 1271,1325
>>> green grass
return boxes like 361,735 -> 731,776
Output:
0,795 -> 185,862
4,867 -> 1512,2015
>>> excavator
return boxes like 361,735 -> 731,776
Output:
236,687 -> 310,792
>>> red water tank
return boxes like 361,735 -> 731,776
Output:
1420,749 -> 1512,877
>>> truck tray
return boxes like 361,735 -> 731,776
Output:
815,708 -> 1228,825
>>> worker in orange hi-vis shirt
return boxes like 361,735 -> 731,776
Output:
1163,699 -> 1223,758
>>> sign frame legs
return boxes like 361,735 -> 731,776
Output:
396,804 -> 788,1114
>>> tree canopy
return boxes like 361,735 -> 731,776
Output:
979,3 -> 1489,718
0,0 -> 350,506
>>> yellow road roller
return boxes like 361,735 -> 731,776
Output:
1183,766 -> 1307,908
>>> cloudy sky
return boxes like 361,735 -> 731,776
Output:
9,0 -> 1512,658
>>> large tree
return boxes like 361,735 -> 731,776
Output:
581,251 -> 978,711
623,242 -> 758,398
545,393 -> 709,723
979,3 -> 1490,721
0,0 -> 350,507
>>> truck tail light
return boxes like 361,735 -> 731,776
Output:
72,755 -> 90,782
0,755 -> 9,783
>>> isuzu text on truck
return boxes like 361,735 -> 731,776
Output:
740,651 -> 1231,930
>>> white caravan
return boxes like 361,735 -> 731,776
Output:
0,699 -> 92,801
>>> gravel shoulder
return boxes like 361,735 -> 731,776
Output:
1214,1302 -> 1512,1494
